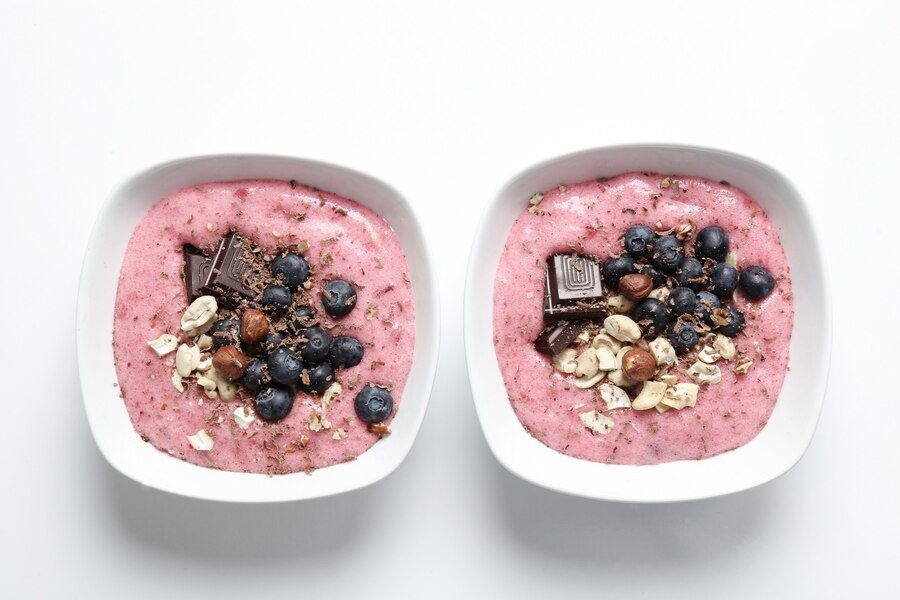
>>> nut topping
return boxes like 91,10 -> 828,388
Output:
648,337 -> 676,366
579,410 -> 614,435
575,348 -> 600,378
621,348 -> 657,382
631,381 -> 667,410
181,295 -> 218,336
240,309 -> 269,345
618,273 -> 653,301
552,348 -> 578,374
688,361 -> 722,385
595,346 -> 618,371
212,346 -> 248,381
712,334 -> 736,360
175,343 -> 200,377
146,334 -> 178,356
599,383 -> 631,410
603,315 -> 641,343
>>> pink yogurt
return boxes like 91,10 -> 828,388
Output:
493,173 -> 793,464
113,180 -> 415,474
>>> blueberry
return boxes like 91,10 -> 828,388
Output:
298,326 -> 332,364
694,290 -> 722,325
651,235 -> 685,275
321,279 -> 357,317
329,336 -> 364,368
716,306 -> 746,337
632,298 -> 670,336
354,385 -> 394,423
259,331 -> 286,356
267,347 -> 302,385
209,318 -> 240,348
241,359 -> 270,392
695,226 -> 730,262
602,255 -> 637,290
623,225 -> 656,259
740,265 -> 776,300
270,252 -> 310,291
262,285 -> 292,315
290,305 -> 317,331
676,257 -> 705,291
255,386 -> 295,421
708,263 -> 739,298
638,264 -> 666,288
667,286 -> 699,316
666,320 -> 700,354
298,361 -> 334,395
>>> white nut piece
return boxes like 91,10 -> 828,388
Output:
579,410 -> 614,435
196,354 -> 213,372
175,343 -> 200,377
233,405 -> 256,430
607,346 -> 635,387
648,286 -> 671,302
575,349 -> 600,378
655,402 -> 670,413
713,334 -> 736,360
697,345 -> 721,364
552,348 -> 578,374
196,334 -> 213,351
658,373 -> 679,387
631,380 -> 667,410
171,369 -> 184,393
209,368 -> 237,401
591,332 -> 622,353
595,346 -> 618,371
146,334 -> 178,356
604,315 -> 642,343
322,382 -> 343,407
187,429 -> 214,451
688,361 -> 722,385
574,371 -> 605,389
599,383 -> 631,410
575,329 -> 591,344
725,250 -> 738,266
662,382 -> 700,410
607,294 -> 635,314
649,337 -> 676,366
195,373 -> 219,398
181,295 -> 218,336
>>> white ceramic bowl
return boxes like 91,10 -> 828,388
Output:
465,144 -> 830,503
77,154 -> 440,502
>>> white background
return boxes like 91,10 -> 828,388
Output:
2,1 -> 898,598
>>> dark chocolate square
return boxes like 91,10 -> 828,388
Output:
543,254 -> 608,322
182,245 -> 211,303
200,232 -> 257,307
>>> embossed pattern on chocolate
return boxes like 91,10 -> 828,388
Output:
543,254 -> 608,322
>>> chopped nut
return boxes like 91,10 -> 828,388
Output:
603,315 -> 641,343
662,382 -> 700,410
175,343 -> 200,377
649,337 -> 676,366
368,422 -> 391,436
688,361 -> 722,385
187,429 -> 213,451
595,346 -> 618,371
181,296 -> 217,336
631,381 -> 667,410
322,382 -> 343,407
233,405 -> 256,429
574,371 -> 605,389
591,332 -> 622,353
733,358 -> 754,375
607,294 -> 636,314
648,286 -> 671,302
146,334 -> 178,356
713,334 -> 737,360
552,348 -> 578,374
658,373 -> 679,386
599,383 -> 631,410
579,410 -> 614,435
725,250 -> 738,266
697,345 -> 721,364
575,348 -> 600,378
171,369 -> 184,393
196,334 -> 213,351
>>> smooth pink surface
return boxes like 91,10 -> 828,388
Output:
113,180 -> 415,474
493,173 -> 793,464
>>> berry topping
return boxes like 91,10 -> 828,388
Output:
666,320 -> 700,353
321,279 -> 357,317
354,385 -> 394,423
298,326 -> 332,364
270,252 -> 310,291
694,290 -> 722,325
241,359 -> 269,392
716,306 -> 746,337
623,225 -> 656,259
602,255 -> 637,290
708,263 -> 739,298
329,335 -> 365,368
298,361 -> 334,395
255,386 -> 295,422
262,285 -> 292,315
638,264 -> 666,288
667,286 -> 699,316
632,298 -> 671,336
290,305 -> 317,331
675,257 -> 705,291
651,235 -> 685,275
740,265 -> 776,300
695,225 -> 730,262
267,347 -> 302,385
209,318 -> 240,348
259,331 -> 286,356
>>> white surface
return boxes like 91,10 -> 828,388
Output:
78,154 -> 439,502
1,0 -> 898,597
466,145 -> 830,502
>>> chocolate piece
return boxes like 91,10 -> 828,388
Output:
543,254 -> 608,322
201,232 -> 257,307
182,245 -> 212,303
534,321 -> 583,355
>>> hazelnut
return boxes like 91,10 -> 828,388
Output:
621,348 -> 657,382
212,346 -> 248,381
241,309 -> 269,345
618,274 -> 653,301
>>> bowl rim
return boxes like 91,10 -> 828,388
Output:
76,152 -> 441,502
464,142 -> 831,503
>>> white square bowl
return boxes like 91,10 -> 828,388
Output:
464,144 -> 831,503
77,154 -> 440,502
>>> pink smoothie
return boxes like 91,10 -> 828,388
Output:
113,180 -> 415,474
493,173 -> 793,464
